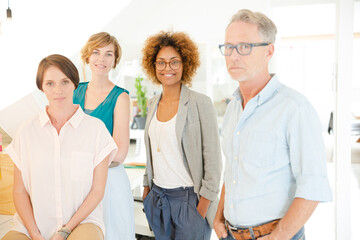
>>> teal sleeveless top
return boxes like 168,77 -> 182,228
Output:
73,82 -> 129,135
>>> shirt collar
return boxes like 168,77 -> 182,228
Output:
39,108 -> 51,127
39,105 -> 84,129
232,87 -> 242,101
232,74 -> 281,106
257,74 -> 281,106
68,105 -> 85,129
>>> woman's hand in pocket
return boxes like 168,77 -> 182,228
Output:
143,186 -> 150,201
197,196 -> 210,218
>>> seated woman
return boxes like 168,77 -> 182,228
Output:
2,54 -> 117,240
141,31 -> 222,240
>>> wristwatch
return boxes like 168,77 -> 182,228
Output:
57,227 -> 71,240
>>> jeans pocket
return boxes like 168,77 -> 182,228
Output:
191,195 -> 206,221
192,204 -> 206,221
143,190 -> 152,214
221,230 -> 235,240
143,191 -> 150,204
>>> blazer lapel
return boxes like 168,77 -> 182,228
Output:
144,95 -> 161,141
176,84 -> 190,144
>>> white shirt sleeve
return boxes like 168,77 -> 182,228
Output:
94,121 -> 118,167
5,130 -> 22,171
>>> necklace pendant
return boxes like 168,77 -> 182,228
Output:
157,148 -> 160,152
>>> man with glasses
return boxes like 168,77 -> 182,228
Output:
214,9 -> 332,240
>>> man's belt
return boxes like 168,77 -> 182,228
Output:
225,219 -> 280,240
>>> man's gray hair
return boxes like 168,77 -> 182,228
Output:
227,9 -> 277,44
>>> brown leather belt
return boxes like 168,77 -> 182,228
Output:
225,219 -> 280,240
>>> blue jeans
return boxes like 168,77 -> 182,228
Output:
143,184 -> 211,240
221,226 -> 305,240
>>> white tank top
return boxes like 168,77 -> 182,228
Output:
149,112 -> 194,189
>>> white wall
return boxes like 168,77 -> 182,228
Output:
102,0 -> 271,98
0,0 -> 271,110
0,0 -> 132,110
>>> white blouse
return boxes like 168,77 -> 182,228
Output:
149,113 -> 193,189
6,106 -> 117,239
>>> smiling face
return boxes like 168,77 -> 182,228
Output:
42,66 -> 75,108
155,46 -> 183,87
88,44 -> 116,77
225,21 -> 273,83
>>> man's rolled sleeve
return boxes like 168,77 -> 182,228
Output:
295,175 -> 332,201
288,102 -> 332,202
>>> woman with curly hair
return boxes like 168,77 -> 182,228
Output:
141,31 -> 222,240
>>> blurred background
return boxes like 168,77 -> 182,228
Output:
0,0 -> 359,239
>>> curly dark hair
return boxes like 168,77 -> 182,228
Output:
141,31 -> 200,86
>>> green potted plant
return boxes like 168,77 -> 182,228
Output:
133,76 -> 147,129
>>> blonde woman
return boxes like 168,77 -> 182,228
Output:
73,32 -> 135,240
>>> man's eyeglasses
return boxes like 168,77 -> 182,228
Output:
154,60 -> 182,71
218,43 -> 269,56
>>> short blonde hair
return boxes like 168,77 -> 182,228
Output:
141,31 -> 200,87
81,32 -> 122,68
228,9 -> 277,44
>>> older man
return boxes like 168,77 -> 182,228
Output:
214,9 -> 332,240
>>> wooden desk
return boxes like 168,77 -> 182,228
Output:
0,149 -> 16,215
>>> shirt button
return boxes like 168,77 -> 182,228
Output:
237,131 -> 240,135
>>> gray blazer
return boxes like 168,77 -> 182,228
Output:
143,84 -> 222,228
